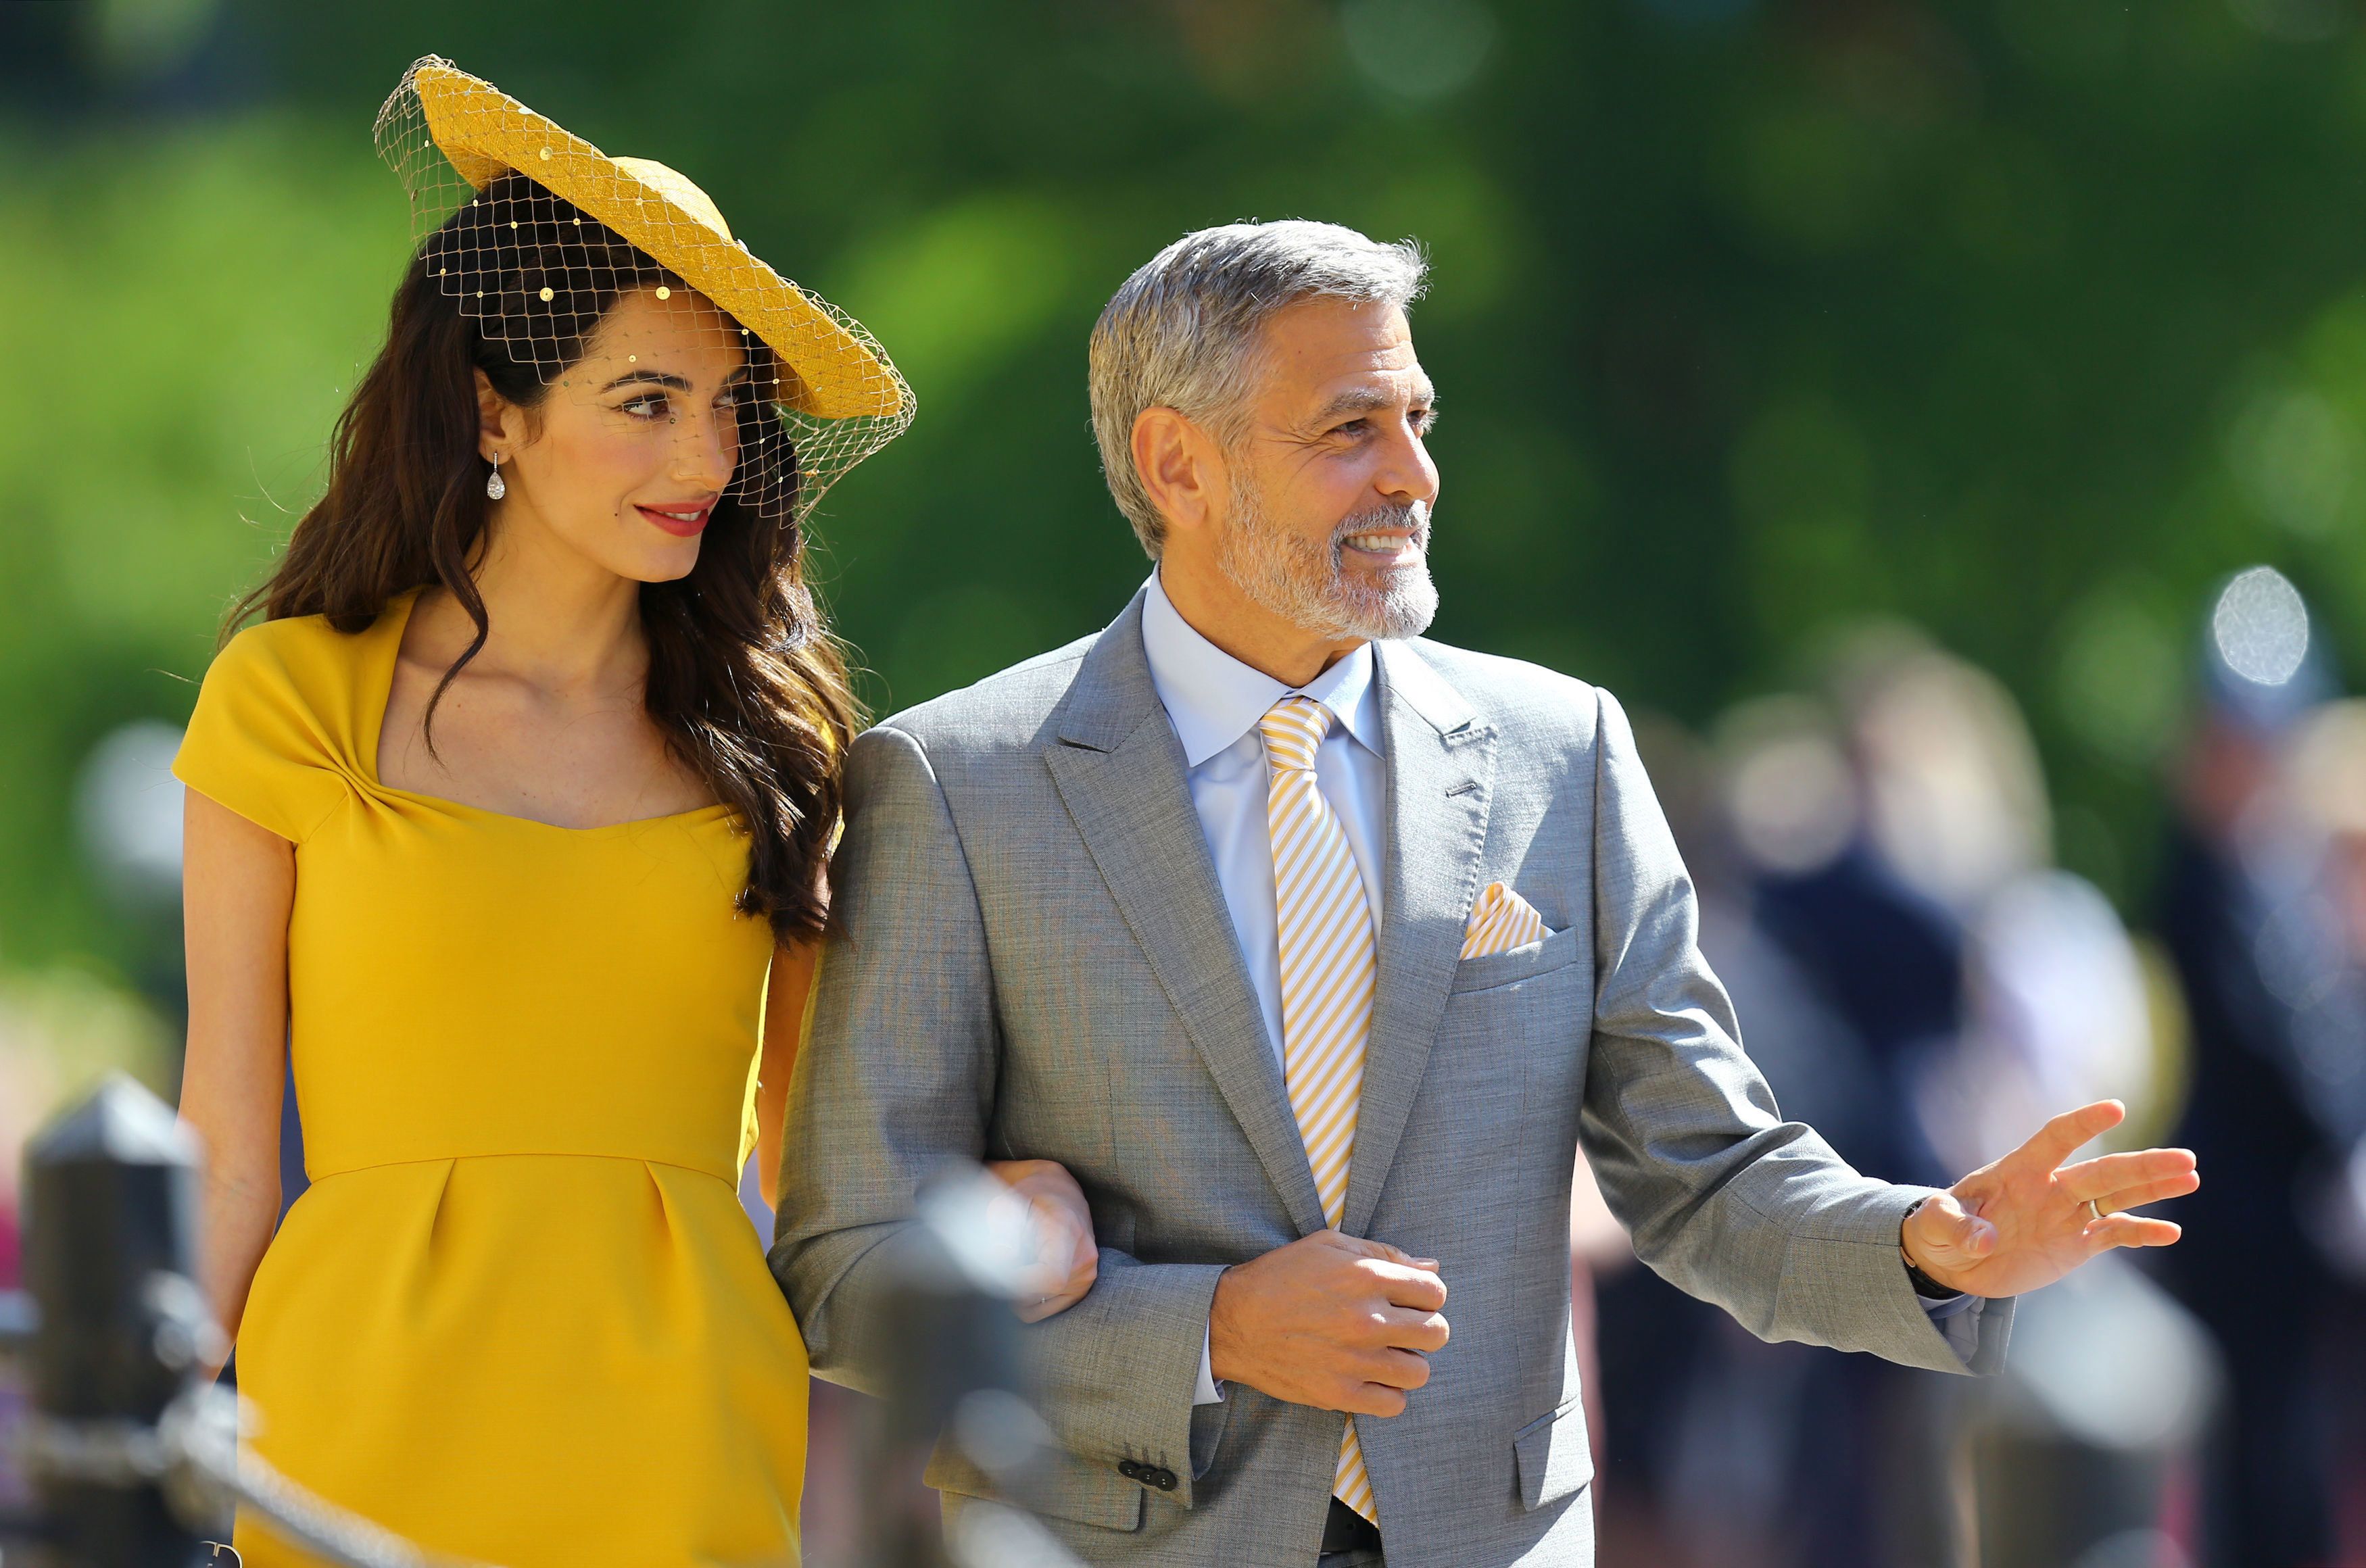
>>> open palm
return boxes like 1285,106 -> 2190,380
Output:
1903,1100 -> 2200,1299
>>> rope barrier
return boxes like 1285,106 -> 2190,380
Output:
16,1384 -> 493,1568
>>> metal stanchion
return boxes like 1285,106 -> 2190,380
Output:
859,1171 -> 1086,1568
3,1081 -> 1084,1568
1,1077 -> 487,1568
15,1073 -> 218,1568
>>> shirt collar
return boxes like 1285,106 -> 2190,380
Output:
1139,572 -> 1382,767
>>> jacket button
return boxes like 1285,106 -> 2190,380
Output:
1117,1460 -> 1142,1480
1150,1467 -> 1178,1491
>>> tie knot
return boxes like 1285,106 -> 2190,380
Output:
1260,695 -> 1332,775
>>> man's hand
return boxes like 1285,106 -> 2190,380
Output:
986,1158 -> 1101,1323
1903,1100 -> 2200,1298
1208,1230 -> 1449,1417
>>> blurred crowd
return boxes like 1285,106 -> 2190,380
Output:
6,571 -> 2365,1567
1580,567 -> 2366,1568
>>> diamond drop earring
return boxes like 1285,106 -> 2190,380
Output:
485,451 -> 506,501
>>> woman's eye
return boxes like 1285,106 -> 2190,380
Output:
620,395 -> 668,419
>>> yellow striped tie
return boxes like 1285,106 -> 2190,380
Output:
1259,695 -> 1380,1527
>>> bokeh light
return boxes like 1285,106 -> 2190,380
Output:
1339,0 -> 1498,103
2211,565 -> 2312,689
74,720 -> 185,910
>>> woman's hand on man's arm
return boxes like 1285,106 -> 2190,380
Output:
987,1158 -> 1101,1322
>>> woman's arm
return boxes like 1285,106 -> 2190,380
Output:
177,788 -> 296,1356
755,940 -> 818,1210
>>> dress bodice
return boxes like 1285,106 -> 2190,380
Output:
178,594 -> 776,1183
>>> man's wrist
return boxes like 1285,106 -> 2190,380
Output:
1898,1195 -> 1962,1299
1206,1263 -> 1239,1387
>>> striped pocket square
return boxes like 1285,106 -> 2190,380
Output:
1460,881 -> 1551,959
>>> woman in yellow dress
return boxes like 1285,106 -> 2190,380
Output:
174,60 -> 1095,1567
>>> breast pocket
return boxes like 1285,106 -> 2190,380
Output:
1449,922 -> 1583,995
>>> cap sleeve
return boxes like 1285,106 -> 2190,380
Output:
174,622 -> 357,844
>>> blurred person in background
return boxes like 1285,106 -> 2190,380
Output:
170,61 -> 1095,1567
2286,702 -> 2366,1288
2155,570 -> 2366,1568
1856,635 -> 2216,1568
1600,629 -> 2211,1568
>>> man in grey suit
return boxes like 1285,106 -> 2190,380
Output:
771,221 -> 2201,1567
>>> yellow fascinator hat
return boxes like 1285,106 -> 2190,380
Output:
375,57 -> 913,513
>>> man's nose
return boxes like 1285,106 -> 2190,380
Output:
1378,419 -> 1440,506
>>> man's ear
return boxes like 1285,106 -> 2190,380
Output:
1132,406 -> 1223,540
475,368 -> 523,461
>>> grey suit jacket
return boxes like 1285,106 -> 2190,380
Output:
771,590 -> 2009,1568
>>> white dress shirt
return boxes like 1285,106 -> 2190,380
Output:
1140,572 -> 1387,1070
1135,574 -> 1981,1404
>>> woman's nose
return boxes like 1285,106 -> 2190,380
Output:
673,407 -> 737,489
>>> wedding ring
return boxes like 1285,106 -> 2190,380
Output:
2084,1199 -> 2104,1222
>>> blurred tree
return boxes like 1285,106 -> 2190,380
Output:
4,0 -> 2365,988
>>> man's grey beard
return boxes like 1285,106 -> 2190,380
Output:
1213,479 -> 1439,643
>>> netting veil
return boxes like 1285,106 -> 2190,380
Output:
372,56 -> 914,528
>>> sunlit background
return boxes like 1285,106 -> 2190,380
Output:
4,1 -> 2365,1564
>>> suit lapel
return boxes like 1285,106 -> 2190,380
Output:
1042,593 -> 1328,1236
1343,641 -> 1497,1237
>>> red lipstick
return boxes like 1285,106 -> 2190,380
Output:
636,499 -> 715,537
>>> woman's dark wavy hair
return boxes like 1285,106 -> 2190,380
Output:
233,173 -> 856,943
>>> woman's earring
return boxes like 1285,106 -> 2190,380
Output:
485,452 -> 506,501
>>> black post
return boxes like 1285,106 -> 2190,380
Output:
22,1073 -> 213,1568
859,1171 -> 1071,1568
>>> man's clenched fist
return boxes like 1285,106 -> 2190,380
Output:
1208,1230 -> 1450,1417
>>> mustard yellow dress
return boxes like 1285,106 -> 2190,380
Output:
174,593 -> 809,1567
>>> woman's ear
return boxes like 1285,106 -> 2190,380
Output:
475,368 -> 521,461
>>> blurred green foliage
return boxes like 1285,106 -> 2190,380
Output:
5,0 -> 2366,998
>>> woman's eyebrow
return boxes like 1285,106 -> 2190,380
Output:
599,368 -> 694,394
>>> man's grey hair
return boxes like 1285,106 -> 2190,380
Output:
1088,220 -> 1428,558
